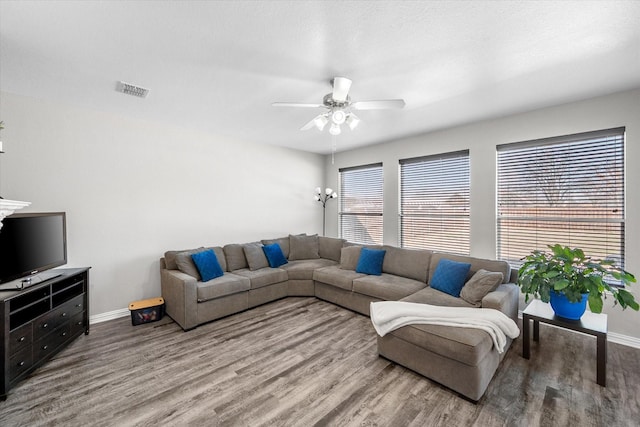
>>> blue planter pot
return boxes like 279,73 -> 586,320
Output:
549,291 -> 588,320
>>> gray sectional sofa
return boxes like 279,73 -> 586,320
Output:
160,234 -> 520,401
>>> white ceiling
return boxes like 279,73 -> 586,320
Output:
1,1 -> 639,154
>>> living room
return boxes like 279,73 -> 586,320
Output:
1,1 -> 640,425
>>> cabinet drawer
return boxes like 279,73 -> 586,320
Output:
10,323 -> 33,356
34,323 -> 71,361
9,347 -> 33,381
70,311 -> 86,336
34,294 -> 85,340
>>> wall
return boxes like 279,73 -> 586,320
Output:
0,92 -> 325,317
324,88 -> 640,340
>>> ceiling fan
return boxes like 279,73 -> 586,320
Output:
272,77 -> 405,136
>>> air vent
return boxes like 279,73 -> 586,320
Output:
116,81 -> 149,98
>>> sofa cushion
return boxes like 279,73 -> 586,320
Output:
263,243 -> 288,268
386,321 -> 493,367
318,236 -> 346,262
340,245 -> 362,270
352,274 -> 426,301
282,259 -> 337,280
191,249 -> 224,282
401,286 -> 476,308
460,269 -> 504,307
243,242 -> 269,271
356,248 -> 386,275
164,247 -> 204,270
428,253 -> 512,285
430,259 -> 472,297
382,246 -> 431,283
233,267 -> 288,289
261,236 -> 291,259
196,273 -> 251,302
313,265 -> 366,291
224,243 -> 249,271
289,234 -> 320,260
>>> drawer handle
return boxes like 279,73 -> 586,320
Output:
61,312 -> 67,317
77,321 -> 83,326
61,332 -> 67,337
42,345 -> 48,350
76,304 -> 82,308
42,323 -> 49,329
18,336 -> 26,342
18,361 -> 25,367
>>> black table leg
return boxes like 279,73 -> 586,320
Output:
597,332 -> 607,386
523,313 -> 530,359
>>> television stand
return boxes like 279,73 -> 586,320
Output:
18,272 -> 63,290
0,267 -> 90,399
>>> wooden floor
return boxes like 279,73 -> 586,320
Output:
1,297 -> 639,426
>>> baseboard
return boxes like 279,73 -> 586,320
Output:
608,332 -> 640,349
90,308 -> 130,324
518,310 -> 640,349
90,306 -> 640,348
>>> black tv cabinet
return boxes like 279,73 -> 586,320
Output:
0,267 -> 90,399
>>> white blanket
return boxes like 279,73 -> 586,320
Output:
370,301 -> 520,354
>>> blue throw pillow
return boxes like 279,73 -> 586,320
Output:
263,243 -> 288,268
430,258 -> 472,297
191,249 -> 224,282
355,248 -> 386,276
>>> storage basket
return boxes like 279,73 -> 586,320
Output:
128,297 -> 165,326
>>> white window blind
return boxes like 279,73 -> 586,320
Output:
400,151 -> 470,254
339,163 -> 383,245
497,127 -> 625,267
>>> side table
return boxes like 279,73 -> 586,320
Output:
522,299 -> 608,386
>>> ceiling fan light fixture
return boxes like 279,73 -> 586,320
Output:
346,113 -> 360,130
314,115 -> 329,131
329,123 -> 342,136
331,110 -> 346,125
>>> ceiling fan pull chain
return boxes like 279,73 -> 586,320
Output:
331,135 -> 337,165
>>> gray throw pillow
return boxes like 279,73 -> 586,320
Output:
224,243 -> 248,271
460,269 -> 504,307
340,246 -> 362,270
164,247 -> 203,270
289,234 -> 320,260
243,242 -> 269,271
175,250 -> 204,280
319,236 -> 346,262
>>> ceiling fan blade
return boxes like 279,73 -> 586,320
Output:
332,77 -> 352,102
300,118 -> 318,131
351,99 -> 406,110
272,102 -> 325,108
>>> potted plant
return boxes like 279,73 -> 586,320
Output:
517,244 -> 638,320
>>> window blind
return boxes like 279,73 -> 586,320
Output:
400,151 -> 470,254
497,128 -> 625,267
339,163 -> 383,245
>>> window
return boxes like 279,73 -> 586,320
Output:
497,128 -> 625,267
339,163 -> 383,244
400,151 -> 470,254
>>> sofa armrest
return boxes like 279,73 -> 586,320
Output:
481,283 -> 519,323
160,263 -> 198,330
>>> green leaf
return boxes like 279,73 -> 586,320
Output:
588,293 -> 603,313
617,290 -> 640,311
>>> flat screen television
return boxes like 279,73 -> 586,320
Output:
0,212 -> 67,289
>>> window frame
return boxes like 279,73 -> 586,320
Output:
496,127 -> 626,268
399,150 -> 470,255
338,163 -> 384,245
